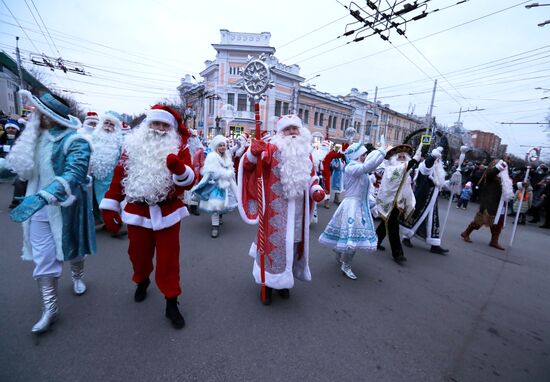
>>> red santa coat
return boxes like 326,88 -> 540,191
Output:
193,148 -> 206,182
321,150 -> 346,194
99,146 -> 195,231
237,144 -> 324,289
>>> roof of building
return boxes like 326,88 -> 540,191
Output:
0,51 -> 49,92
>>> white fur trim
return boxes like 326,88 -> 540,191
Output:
121,205 -> 189,231
64,132 -> 92,155
237,152 -> 265,225
99,198 -> 121,212
38,190 -> 57,205
246,148 -> 257,164
418,161 -> 433,176
209,135 -> 227,151
276,114 -> 303,134
172,165 -> 195,187
146,109 -> 176,129
53,176 -> 76,207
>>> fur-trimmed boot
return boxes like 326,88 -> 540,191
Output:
32,277 -> 59,334
70,260 -> 87,296
461,222 -> 480,243
489,223 -> 505,250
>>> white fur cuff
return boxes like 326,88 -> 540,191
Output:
173,165 -> 195,187
246,149 -> 257,164
99,198 -> 121,212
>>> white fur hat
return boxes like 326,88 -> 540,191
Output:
276,114 -> 303,134
100,113 -> 122,130
209,135 -> 227,151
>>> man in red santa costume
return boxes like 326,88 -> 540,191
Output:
238,114 -> 325,305
99,105 -> 195,329
321,141 -> 346,208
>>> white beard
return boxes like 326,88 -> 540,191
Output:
271,128 -> 312,200
388,153 -> 411,167
6,112 -> 42,181
90,128 -> 121,180
122,125 -> 181,204
498,168 -> 514,201
430,159 -> 446,188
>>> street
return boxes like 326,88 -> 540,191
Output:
0,181 -> 549,382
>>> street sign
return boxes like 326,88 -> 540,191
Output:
421,134 -> 432,145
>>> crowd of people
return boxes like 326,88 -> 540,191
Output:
1,89 -> 549,336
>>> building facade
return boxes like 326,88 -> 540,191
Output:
177,30 -> 423,145
469,130 -> 502,157
0,51 -> 48,115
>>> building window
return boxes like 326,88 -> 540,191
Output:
314,111 -> 319,126
340,119 -> 345,131
249,99 -> 254,113
229,66 -> 241,76
319,113 -> 324,127
208,98 -> 214,116
365,120 -> 372,135
328,116 -> 332,130
282,102 -> 289,115
275,100 -> 282,116
345,119 -> 349,129
227,93 -> 235,106
298,108 -> 303,120
303,110 -> 309,124
237,94 -> 247,111
332,116 -> 337,130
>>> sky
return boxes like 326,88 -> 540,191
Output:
1,0 -> 550,159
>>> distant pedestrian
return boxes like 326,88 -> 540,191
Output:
457,181 -> 473,209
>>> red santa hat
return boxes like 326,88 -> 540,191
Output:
146,104 -> 190,144
276,114 -> 303,134
84,111 -> 100,124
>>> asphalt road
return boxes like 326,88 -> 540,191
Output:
0,181 -> 549,382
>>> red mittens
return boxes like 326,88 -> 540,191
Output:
102,210 -> 122,234
250,140 -> 267,157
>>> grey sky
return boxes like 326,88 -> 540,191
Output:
1,0 -> 549,158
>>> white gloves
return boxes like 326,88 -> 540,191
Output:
495,159 -> 507,172
413,142 -> 423,162
431,146 -> 443,159
516,182 -> 523,191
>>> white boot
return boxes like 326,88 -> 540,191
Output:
70,260 -> 87,296
32,277 -> 59,334
340,262 -> 357,280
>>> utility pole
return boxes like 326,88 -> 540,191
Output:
425,79 -> 437,134
374,86 -> 382,146
15,36 -> 25,114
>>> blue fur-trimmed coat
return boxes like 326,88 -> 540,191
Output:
22,126 -> 96,262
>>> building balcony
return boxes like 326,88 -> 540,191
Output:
234,110 -> 255,120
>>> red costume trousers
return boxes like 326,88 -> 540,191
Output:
127,223 -> 181,298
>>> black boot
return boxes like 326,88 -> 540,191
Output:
277,288 -> 290,299
430,245 -> 449,255
189,205 -> 200,216
392,251 -> 407,265
402,238 -> 413,248
134,278 -> 150,302
165,297 -> 185,329
260,286 -> 273,305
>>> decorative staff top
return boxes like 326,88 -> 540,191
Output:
239,54 -> 274,101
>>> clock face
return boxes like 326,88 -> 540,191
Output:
242,60 -> 270,96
